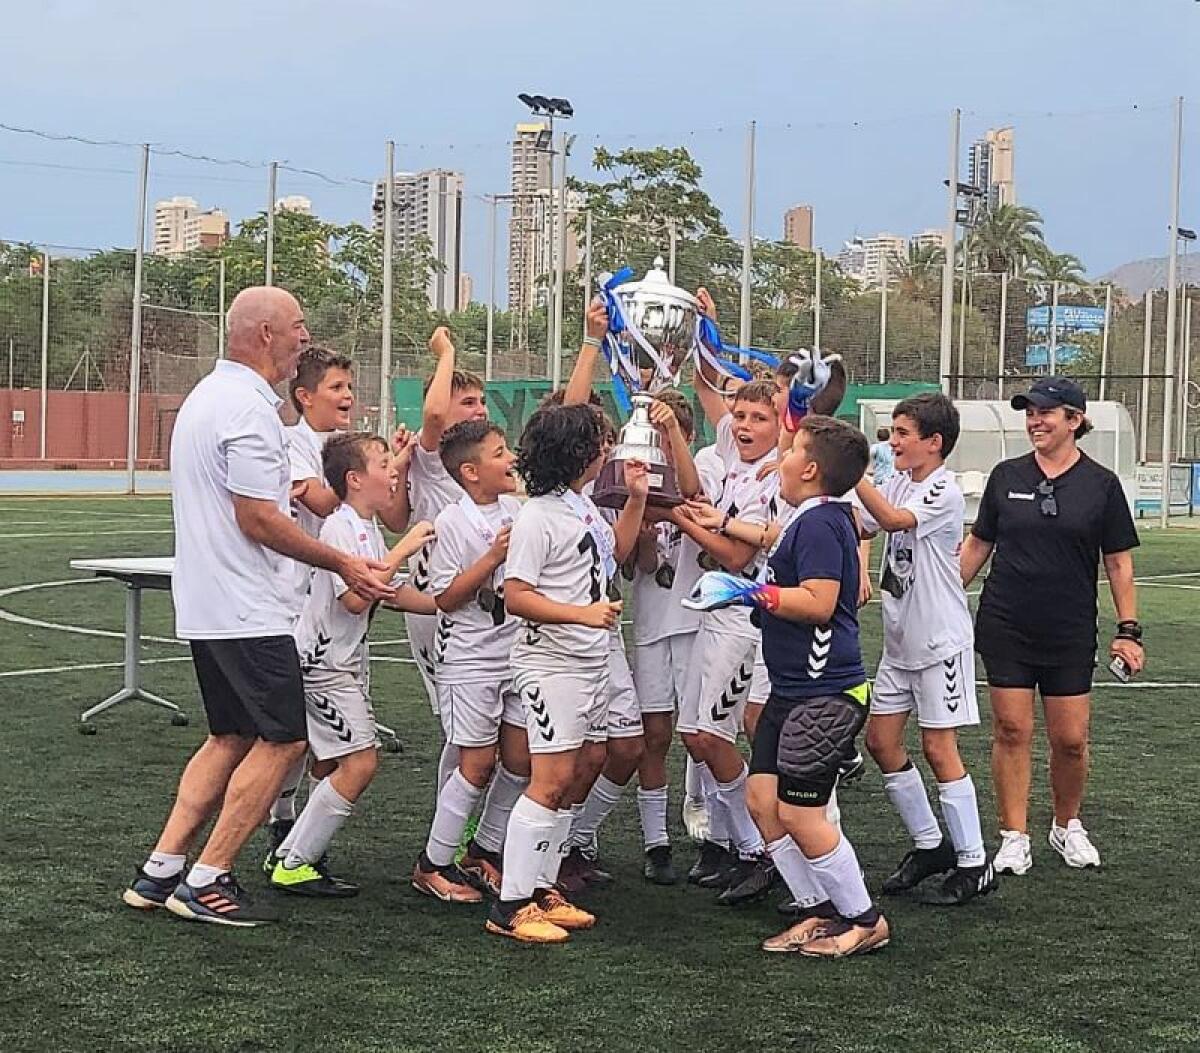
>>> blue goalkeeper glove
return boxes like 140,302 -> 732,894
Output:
682,571 -> 781,613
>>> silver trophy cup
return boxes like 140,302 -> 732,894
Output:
608,256 -> 699,393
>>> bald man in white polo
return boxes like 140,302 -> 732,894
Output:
122,286 -> 394,928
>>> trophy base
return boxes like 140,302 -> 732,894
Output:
591,456 -> 683,510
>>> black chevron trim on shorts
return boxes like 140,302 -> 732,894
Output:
300,631 -> 332,674
523,684 -> 555,742
311,693 -> 353,743
417,643 -> 435,680
709,661 -> 753,723
943,656 -> 961,711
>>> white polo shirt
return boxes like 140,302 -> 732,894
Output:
170,359 -> 296,640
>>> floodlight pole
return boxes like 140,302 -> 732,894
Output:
938,109 -> 961,394
380,140 -> 395,437
126,143 -> 149,495
265,161 -> 277,286
1159,95 -> 1183,529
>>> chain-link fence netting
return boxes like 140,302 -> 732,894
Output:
1,101 -> 1194,485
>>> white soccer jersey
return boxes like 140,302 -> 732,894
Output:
294,504 -> 386,683
701,414 -> 779,639
856,465 -> 973,670
507,490 -> 614,672
406,437 -> 465,593
285,417 -> 335,614
428,494 -> 522,684
694,444 -> 724,502
632,522 -> 702,646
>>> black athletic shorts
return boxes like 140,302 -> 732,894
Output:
749,688 -> 869,808
979,652 -> 1095,698
189,637 -> 307,742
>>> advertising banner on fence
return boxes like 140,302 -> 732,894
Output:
1134,463 -> 1194,516
1025,305 -> 1105,368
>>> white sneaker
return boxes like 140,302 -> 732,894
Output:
1049,819 -> 1101,868
994,829 -> 1033,875
682,796 -> 709,842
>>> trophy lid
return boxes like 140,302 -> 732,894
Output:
616,257 -> 698,308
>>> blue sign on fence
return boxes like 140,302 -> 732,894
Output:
1025,305 -> 1106,368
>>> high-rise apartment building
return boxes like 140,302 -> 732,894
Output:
507,122 -> 553,313
153,197 -> 229,256
783,205 -> 814,250
372,169 -> 464,314
968,127 -> 1015,211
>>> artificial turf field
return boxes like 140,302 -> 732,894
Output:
0,495 -> 1198,1053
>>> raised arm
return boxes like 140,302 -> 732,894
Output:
853,477 -> 917,533
420,326 -> 457,452
692,287 -> 732,429
564,299 -> 609,406
378,426 -> 416,533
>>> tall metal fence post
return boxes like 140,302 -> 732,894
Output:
739,120 -> 756,350
380,141 -> 395,437
938,108 -> 961,394
1159,95 -> 1183,529
217,255 -> 226,359
997,272 -> 1009,397
813,249 -> 822,350
1099,282 -> 1112,399
1140,290 -> 1153,462
126,144 -> 150,494
265,161 -> 277,287
486,194 -> 497,383
39,251 -> 49,459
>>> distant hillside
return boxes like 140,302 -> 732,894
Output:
1099,255 -> 1200,299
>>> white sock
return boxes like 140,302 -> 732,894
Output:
716,766 -> 765,858
883,763 -> 943,850
281,778 -> 354,868
500,794 -> 559,903
569,775 -> 624,848
144,851 -> 185,879
436,740 -> 460,796
186,862 -> 225,887
938,775 -> 986,867
685,755 -> 703,804
637,785 -> 670,850
566,801 -> 585,841
536,809 -> 574,890
767,835 -> 826,909
474,765 -> 528,855
807,833 -> 873,920
696,762 -> 729,842
425,769 -> 485,868
269,753 -> 308,824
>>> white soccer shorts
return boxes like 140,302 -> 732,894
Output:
607,642 -> 644,739
436,678 -> 525,748
748,639 -> 771,705
405,611 -> 438,715
304,673 -> 377,761
871,649 -> 980,729
632,632 -> 696,715
513,665 -> 610,754
676,627 -> 757,745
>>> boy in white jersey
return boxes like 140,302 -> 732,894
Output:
411,420 -> 526,903
402,327 -> 489,793
854,393 -> 996,905
673,369 -> 782,904
269,434 -> 434,896
486,404 -> 648,943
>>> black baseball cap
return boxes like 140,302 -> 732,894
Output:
1011,376 -> 1086,412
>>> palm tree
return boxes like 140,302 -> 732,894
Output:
894,242 -> 946,299
967,204 -> 1046,275
1028,249 -> 1087,288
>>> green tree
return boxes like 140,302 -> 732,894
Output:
968,204 -> 1047,275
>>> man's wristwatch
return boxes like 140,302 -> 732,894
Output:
1115,620 -> 1144,646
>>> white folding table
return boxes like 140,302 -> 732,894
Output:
68,557 -> 186,726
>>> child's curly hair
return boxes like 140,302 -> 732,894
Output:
516,403 -> 603,496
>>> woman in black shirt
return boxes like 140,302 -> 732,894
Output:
960,377 -> 1143,878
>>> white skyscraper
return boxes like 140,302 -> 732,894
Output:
507,122 -> 552,314
372,169 -> 464,314
839,234 -> 906,288
969,127 -> 1016,211
153,197 -> 229,257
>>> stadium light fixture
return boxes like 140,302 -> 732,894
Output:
518,93 -> 574,119
1177,227 -> 1197,242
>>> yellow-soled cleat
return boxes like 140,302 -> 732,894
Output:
485,901 -> 570,944
533,888 -> 596,931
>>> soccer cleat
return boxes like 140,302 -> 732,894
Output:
717,857 -> 780,906
919,861 -> 998,906
761,903 -> 839,953
271,860 -> 359,898
165,872 -> 279,927
261,819 -> 293,876
837,750 -> 866,786
121,867 -> 180,911
459,841 -> 503,897
533,888 -> 596,931
682,796 -> 710,842
688,841 -> 736,887
1049,820 -> 1101,869
554,849 -> 589,896
881,838 -> 957,894
411,855 -> 484,903
572,846 -> 614,888
800,913 -> 890,958
643,845 -> 678,886
485,901 -> 570,944
994,830 -> 1034,876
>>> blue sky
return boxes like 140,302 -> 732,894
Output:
1,0 -> 1195,294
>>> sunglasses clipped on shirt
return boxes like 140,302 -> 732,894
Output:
1036,479 -> 1057,518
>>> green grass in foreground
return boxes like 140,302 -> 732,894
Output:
0,497 -> 1197,1053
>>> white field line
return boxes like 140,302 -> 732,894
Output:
1139,582 -> 1200,590
0,529 -> 174,539
0,657 -> 192,679
0,508 -> 172,519
0,578 -> 182,645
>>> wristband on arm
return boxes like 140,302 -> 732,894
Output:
1115,620 -> 1144,646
